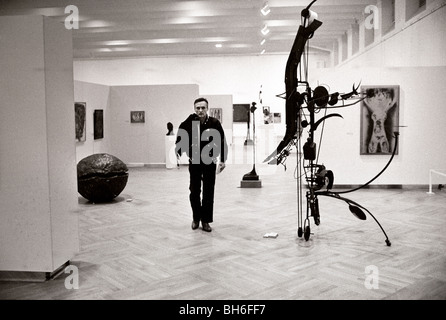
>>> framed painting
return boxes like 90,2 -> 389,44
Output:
94,109 -> 104,140
263,106 -> 273,124
360,86 -> 399,155
209,108 -> 222,123
273,112 -> 282,124
131,111 -> 145,123
233,104 -> 250,123
75,102 -> 86,142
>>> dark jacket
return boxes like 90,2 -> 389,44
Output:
175,114 -> 228,164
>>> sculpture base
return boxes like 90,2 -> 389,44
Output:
240,180 -> 262,188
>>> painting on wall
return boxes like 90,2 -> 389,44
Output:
131,111 -> 145,123
94,109 -> 104,140
360,86 -> 400,155
209,108 -> 222,123
263,106 -> 273,124
273,112 -> 282,124
233,104 -> 250,123
75,102 -> 86,142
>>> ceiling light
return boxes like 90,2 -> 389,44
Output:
260,49 -> 266,55
260,39 -> 266,45
215,44 -> 222,48
261,3 -> 271,16
261,25 -> 270,35
82,20 -> 113,28
104,40 -> 130,46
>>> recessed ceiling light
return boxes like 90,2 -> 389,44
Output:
104,40 -> 130,46
215,44 -> 222,48
260,49 -> 266,55
260,39 -> 266,45
261,25 -> 270,35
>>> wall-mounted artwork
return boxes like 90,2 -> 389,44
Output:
94,109 -> 104,140
273,112 -> 282,124
233,104 -> 250,123
209,108 -> 222,123
131,111 -> 145,123
263,106 -> 273,124
75,102 -> 86,142
360,86 -> 399,155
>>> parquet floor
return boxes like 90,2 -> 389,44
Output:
1,144 -> 445,300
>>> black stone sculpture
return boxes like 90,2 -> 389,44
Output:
77,153 -> 129,203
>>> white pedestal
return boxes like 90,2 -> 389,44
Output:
165,135 -> 177,169
240,180 -> 262,188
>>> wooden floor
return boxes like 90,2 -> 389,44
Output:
1,149 -> 445,300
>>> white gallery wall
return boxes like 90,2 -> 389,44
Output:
74,82 -> 235,165
109,84 -> 199,165
73,4 -> 446,186
313,3 -> 446,185
74,53 -> 327,138
74,81 -> 111,164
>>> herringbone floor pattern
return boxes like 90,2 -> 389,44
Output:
1,148 -> 445,300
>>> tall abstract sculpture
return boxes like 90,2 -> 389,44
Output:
264,0 -> 399,246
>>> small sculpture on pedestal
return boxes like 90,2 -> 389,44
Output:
241,102 -> 261,188
166,122 -> 174,136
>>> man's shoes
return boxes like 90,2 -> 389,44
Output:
202,222 -> 212,232
191,221 -> 200,230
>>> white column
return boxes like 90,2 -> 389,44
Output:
0,15 -> 78,275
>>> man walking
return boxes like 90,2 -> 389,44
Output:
175,98 -> 227,232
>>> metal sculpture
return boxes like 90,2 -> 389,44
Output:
264,0 -> 399,246
242,101 -> 260,181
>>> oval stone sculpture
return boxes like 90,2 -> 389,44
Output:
77,153 -> 129,203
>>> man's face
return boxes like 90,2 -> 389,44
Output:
194,101 -> 208,119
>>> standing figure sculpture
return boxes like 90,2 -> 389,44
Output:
166,122 -> 174,136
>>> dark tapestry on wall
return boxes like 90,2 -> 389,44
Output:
75,102 -> 86,142
360,86 -> 400,155
94,109 -> 104,140
233,104 -> 250,123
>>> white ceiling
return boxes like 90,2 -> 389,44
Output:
0,0 -> 377,59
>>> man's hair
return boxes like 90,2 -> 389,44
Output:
194,97 -> 208,106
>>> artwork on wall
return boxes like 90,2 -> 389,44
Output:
209,108 -> 222,123
131,111 -> 145,123
75,102 -> 86,142
273,112 -> 282,124
360,86 -> 400,155
233,104 -> 250,123
263,106 -> 273,124
94,109 -> 104,140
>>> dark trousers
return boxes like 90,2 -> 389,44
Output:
188,162 -> 217,223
